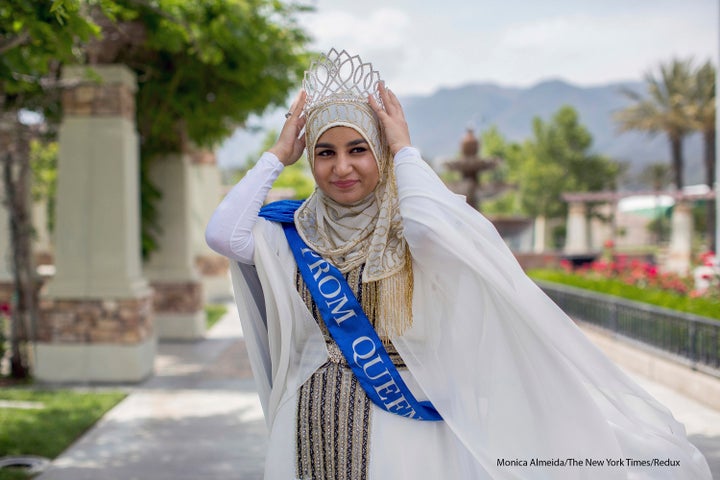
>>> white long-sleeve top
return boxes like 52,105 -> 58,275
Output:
205,152 -> 285,264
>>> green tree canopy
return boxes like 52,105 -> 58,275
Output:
2,0 -> 315,297
2,0 -> 311,150
522,106 -> 620,218
91,0 -> 312,157
86,0 -> 313,256
478,106 -> 620,220
0,0 -> 99,116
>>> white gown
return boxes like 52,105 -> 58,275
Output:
207,147 -> 711,479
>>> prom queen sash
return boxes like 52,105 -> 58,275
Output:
260,201 -> 442,421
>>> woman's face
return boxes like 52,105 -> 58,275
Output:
312,126 -> 380,205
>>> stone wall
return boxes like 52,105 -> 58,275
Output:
195,255 -> 229,277
151,281 -> 203,315
62,82 -> 135,119
38,296 -> 153,344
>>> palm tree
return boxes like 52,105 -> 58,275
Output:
689,60 -> 716,249
615,58 -> 695,190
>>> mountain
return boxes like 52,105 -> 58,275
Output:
216,78 -> 705,186
401,79 -> 704,185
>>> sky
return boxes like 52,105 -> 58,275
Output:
298,0 -> 717,95
217,0 -> 718,167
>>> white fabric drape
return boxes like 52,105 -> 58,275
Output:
227,147 -> 711,479
392,147 -> 711,479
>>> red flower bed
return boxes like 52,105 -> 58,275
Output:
560,251 -> 719,299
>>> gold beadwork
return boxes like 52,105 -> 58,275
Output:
294,262 -> 410,480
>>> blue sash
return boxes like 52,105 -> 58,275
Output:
260,200 -> 442,421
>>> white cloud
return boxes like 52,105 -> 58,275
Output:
300,8 -> 415,90
492,12 -> 716,86
304,8 -> 411,50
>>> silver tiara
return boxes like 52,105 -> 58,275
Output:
303,48 -> 383,113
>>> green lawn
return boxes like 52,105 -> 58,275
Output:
0,304 -> 227,478
205,303 -> 228,330
0,389 -> 126,480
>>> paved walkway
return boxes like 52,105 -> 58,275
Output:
36,304 -> 267,480
35,304 -> 720,479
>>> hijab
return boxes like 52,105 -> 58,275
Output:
294,95 -> 413,339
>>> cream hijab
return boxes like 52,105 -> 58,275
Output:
294,97 -> 413,338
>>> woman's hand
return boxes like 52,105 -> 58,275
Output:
268,90 -> 307,166
368,82 -> 411,156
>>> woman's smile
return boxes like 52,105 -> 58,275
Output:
332,179 -> 360,189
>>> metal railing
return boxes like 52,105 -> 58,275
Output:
536,281 -> 720,377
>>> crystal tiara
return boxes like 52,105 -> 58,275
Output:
303,48 -> 383,113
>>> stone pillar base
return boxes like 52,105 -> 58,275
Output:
155,311 -> 205,340
151,281 -> 205,341
200,275 -> 233,303
666,201 -> 693,275
34,338 -> 156,383
564,202 -> 589,254
37,294 -> 154,383
195,254 -> 232,302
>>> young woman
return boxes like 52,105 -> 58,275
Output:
206,49 -> 711,480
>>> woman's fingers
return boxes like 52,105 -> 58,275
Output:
375,81 -> 406,121
287,90 -> 306,118
369,82 -> 411,155
269,90 -> 309,165
368,92 -> 385,117
378,82 -> 393,113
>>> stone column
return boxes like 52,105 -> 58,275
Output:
589,203 -> 613,251
189,148 -> 231,302
144,152 -> 205,340
37,65 -> 154,383
532,215 -> 547,253
564,201 -> 589,254
665,200 -> 693,275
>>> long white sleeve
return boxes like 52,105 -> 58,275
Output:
205,152 -> 284,264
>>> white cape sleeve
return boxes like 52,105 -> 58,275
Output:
229,219 -> 328,428
391,147 -> 712,480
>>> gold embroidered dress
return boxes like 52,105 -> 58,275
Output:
294,264 -> 406,480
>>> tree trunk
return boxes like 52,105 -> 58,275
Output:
670,135 -> 684,190
704,129 -> 716,251
0,114 -> 36,379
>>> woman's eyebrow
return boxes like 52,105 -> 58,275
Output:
314,138 -> 367,149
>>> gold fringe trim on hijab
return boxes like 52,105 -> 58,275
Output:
348,248 -> 413,344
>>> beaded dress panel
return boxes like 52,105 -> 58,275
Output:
294,263 -> 406,480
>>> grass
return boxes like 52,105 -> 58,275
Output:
0,389 -> 126,480
0,304 -> 228,478
528,269 -> 720,320
205,303 -> 228,330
